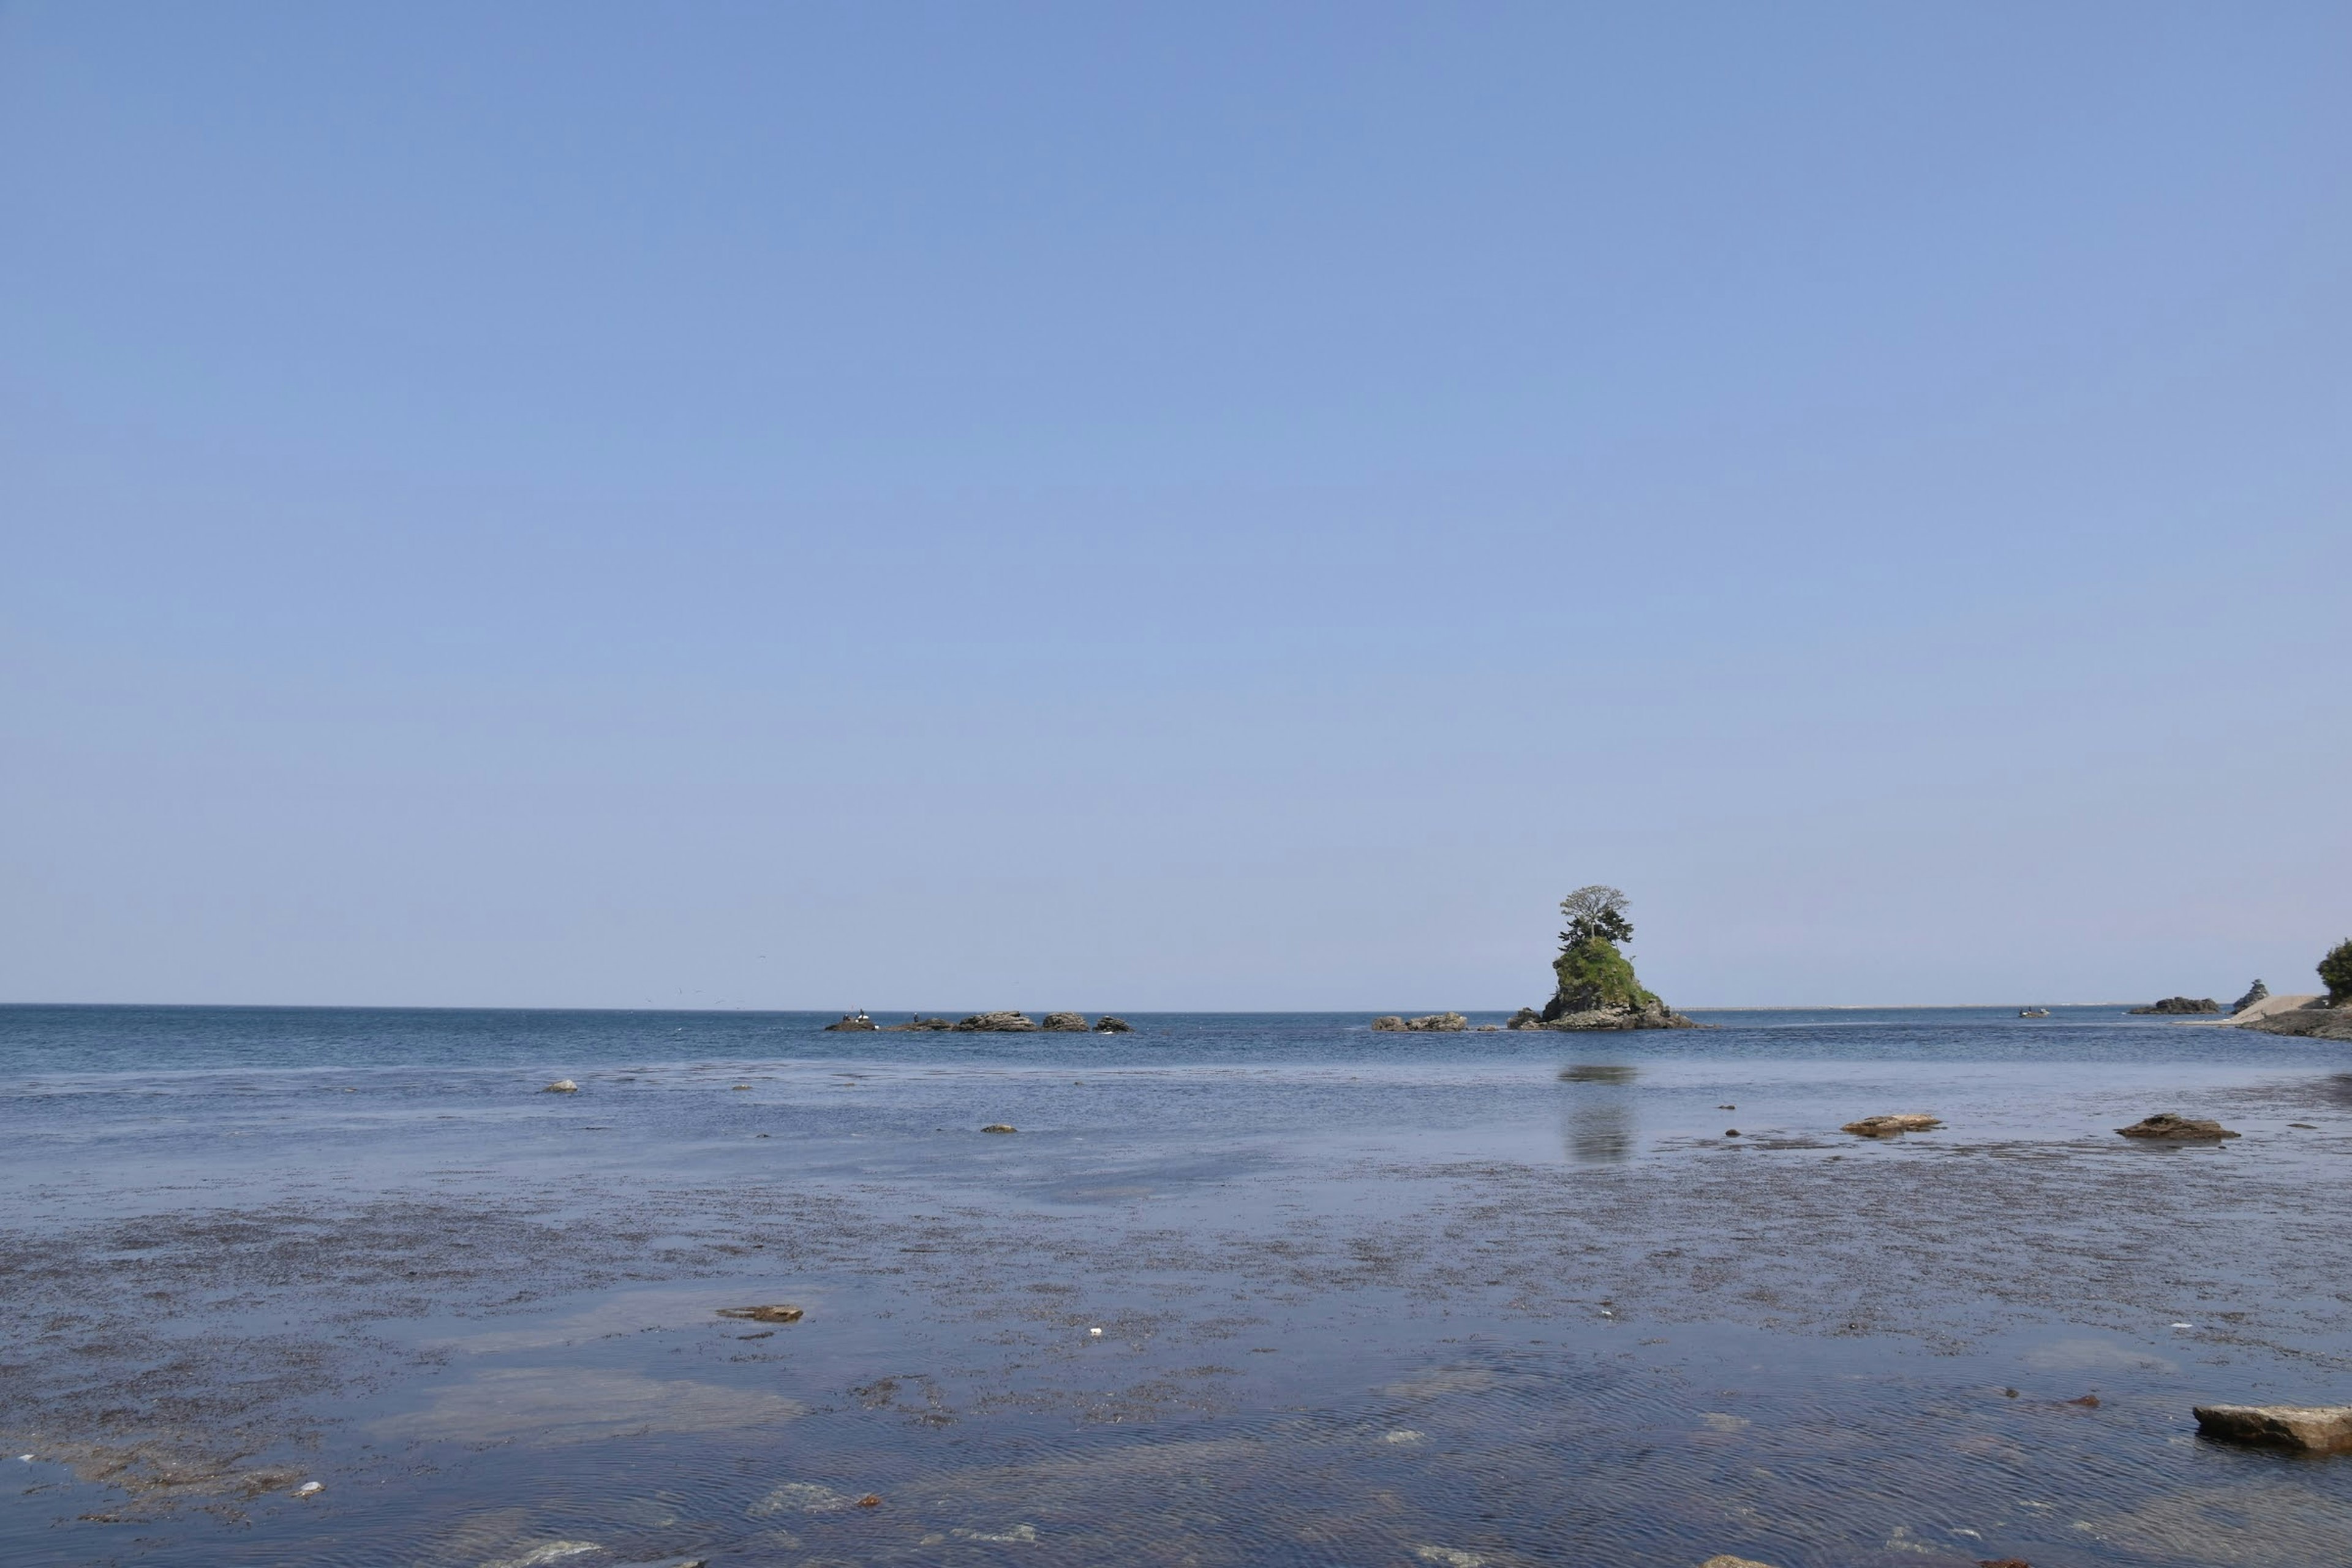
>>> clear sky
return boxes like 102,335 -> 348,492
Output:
3,2 -> 2346,1011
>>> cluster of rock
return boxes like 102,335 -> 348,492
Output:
1371,1012 -> 1467,1032
1508,999 -> 1698,1031
2230,979 -> 2269,1014
2128,996 -> 2221,1014
831,1011 -> 1136,1034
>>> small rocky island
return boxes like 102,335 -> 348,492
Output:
828,1011 -> 1133,1033
1506,886 -> 1698,1031
2128,996 -> 2221,1015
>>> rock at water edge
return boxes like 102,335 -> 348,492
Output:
2194,1403 -> 2352,1453
1039,1012 -> 1088,1031
1842,1113 -> 1943,1137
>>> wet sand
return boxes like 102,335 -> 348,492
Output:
6,1027 -> 2352,1566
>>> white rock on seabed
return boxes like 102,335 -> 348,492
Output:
1841,1113 -> 1942,1137
541,1080 -> 579,1094
481,1545 -> 601,1568
293,1480 -> 323,1497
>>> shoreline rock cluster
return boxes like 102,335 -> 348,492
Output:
1371,1012 -> 1467,1032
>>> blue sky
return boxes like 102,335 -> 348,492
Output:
3,2 -> 2346,1009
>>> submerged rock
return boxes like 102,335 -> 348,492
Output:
718,1304 -> 804,1323
2229,979 -> 2270,1014
954,1012 -> 1038,1032
1697,1557 -> 1780,1568
980,1123 -> 1017,1134
2117,1112 -> 2240,1140
2128,997 -> 2221,1014
2194,1403 -> 2352,1453
1092,1016 -> 1134,1033
541,1080 -> 579,1094
1039,1012 -> 1088,1031
1842,1113 -> 1943,1137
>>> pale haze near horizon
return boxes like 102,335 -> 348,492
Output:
2,3 -> 2346,1013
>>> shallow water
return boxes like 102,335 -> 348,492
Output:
4,1005 -> 2350,1567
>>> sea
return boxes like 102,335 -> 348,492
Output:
4,1004 -> 2349,1567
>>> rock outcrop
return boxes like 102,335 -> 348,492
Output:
954,1012 -> 1038,1032
823,1013 -> 878,1031
1039,1012 -> 1089,1031
2128,997 -> 2221,1014
883,1016 -> 956,1031
2194,1403 -> 2352,1453
1092,1016 -> 1134,1033
2229,979 -> 2270,1015
1373,1012 -> 1468,1032
1511,887 -> 1700,1030
2116,1112 -> 2239,1140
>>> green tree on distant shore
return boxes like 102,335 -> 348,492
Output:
2321,938 -> 2352,1005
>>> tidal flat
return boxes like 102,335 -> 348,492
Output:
4,1006 -> 2351,1567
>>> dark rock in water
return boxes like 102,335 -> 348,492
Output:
1039,1012 -> 1088,1031
2128,997 -> 2221,1014
2194,1403 -> 2352,1453
1506,1007 -> 1543,1030
1402,1012 -> 1468,1031
823,1013 -> 878,1031
883,1016 -> 956,1031
980,1123 -> 1017,1134
2116,1112 -> 2239,1140
718,1304 -> 803,1323
1529,999 -> 1701,1031
1092,1016 -> 1134,1033
953,1012 -> 1038,1032
2229,979 -> 2269,1014
1370,1016 -> 1406,1032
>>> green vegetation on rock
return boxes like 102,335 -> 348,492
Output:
2321,938 -> 2352,1005
1548,930 -> 1660,1016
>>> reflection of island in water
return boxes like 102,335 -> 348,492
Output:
1559,1061 -> 1638,1162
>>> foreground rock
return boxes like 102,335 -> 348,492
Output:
2128,996 -> 2220,1014
2229,979 -> 2270,1014
1842,1113 -> 1942,1137
2117,1112 -> 2240,1140
1374,1012 -> 1468,1032
954,1012 -> 1038,1032
2194,1403 -> 2352,1453
1092,1016 -> 1134,1033
1039,1012 -> 1089,1031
